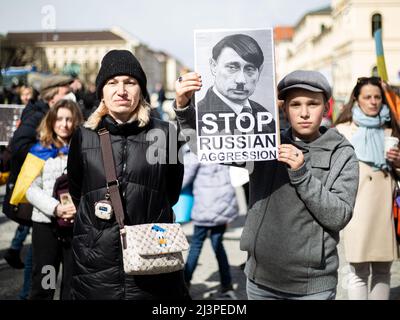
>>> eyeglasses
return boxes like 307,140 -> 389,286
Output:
357,76 -> 382,85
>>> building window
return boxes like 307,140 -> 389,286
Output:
372,66 -> 379,77
372,13 -> 382,37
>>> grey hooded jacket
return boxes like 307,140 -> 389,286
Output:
174,101 -> 359,295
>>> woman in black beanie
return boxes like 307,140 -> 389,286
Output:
67,50 -> 189,300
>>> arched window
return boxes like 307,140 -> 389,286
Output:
372,13 -> 382,37
372,66 -> 378,77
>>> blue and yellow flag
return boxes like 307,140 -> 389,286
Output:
374,29 -> 388,81
9,143 -> 67,205
374,28 -> 400,124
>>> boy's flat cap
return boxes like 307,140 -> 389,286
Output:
277,70 -> 332,101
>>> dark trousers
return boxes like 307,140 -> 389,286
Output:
184,224 -> 232,289
30,222 -> 72,300
10,224 -> 30,250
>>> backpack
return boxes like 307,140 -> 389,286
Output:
2,193 -> 33,226
3,178 -> 33,226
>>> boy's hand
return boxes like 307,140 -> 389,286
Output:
175,72 -> 202,108
278,144 -> 304,170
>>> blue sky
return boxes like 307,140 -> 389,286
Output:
0,0 -> 331,68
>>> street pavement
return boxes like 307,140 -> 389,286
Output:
181,213 -> 400,300
1,184 -> 400,300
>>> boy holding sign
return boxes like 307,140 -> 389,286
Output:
174,70 -> 359,300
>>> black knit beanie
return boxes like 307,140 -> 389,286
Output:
95,50 -> 149,102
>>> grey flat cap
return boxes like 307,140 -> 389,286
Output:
277,70 -> 332,101
40,75 -> 73,92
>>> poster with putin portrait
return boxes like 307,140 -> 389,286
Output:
194,28 -> 279,164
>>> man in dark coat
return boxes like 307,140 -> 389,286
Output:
197,34 -> 275,136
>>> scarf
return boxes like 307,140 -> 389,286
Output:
29,142 -> 69,159
351,104 -> 390,171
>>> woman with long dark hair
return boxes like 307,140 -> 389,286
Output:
335,76 -> 400,299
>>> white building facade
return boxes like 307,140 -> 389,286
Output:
275,0 -> 400,103
3,28 -> 186,94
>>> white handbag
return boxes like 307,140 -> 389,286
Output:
122,223 -> 189,275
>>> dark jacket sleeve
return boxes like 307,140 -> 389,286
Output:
67,127 -> 83,208
173,99 -> 198,153
8,108 -> 44,183
9,126 -> 35,173
165,122 -> 184,206
166,163 -> 184,207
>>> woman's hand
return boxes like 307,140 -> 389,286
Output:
55,203 -> 76,220
175,72 -> 202,108
278,144 -> 305,170
386,146 -> 400,168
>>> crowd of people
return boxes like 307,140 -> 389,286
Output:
0,45 -> 399,300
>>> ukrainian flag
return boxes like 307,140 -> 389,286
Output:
374,29 -> 388,81
9,143 -> 60,205
374,28 -> 400,124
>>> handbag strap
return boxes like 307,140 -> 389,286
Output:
98,128 -> 126,232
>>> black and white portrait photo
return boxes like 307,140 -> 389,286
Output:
194,29 -> 279,163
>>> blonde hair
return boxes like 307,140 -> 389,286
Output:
20,85 -> 33,96
84,95 -> 151,130
38,99 -> 83,148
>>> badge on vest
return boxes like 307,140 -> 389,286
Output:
94,199 -> 113,220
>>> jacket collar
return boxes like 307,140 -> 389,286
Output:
33,99 -> 50,113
